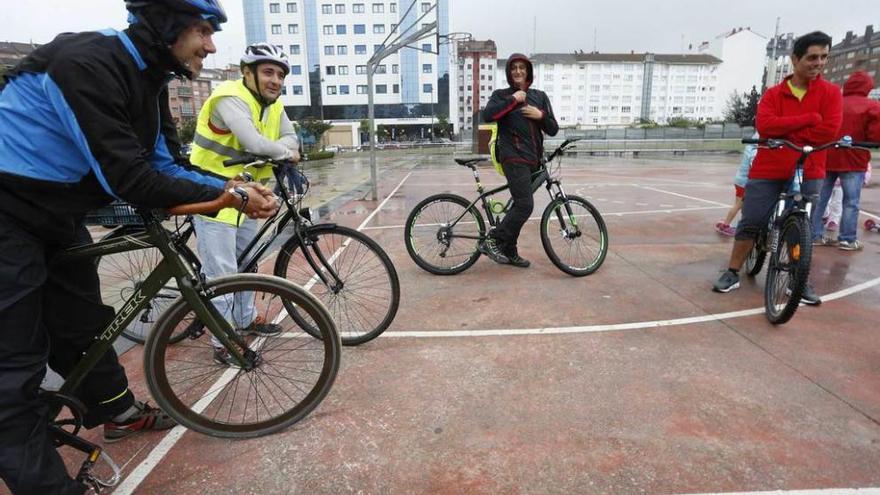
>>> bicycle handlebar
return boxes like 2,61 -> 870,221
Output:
742,137 -> 880,151
543,138 -> 582,163
166,188 -> 246,216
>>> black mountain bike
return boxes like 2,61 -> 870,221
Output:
45,195 -> 341,491
405,138 -> 609,276
97,155 -> 400,346
742,137 -> 878,324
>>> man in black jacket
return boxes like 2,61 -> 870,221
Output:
481,54 -> 559,267
0,1 -> 277,493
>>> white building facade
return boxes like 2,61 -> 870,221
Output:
698,27 -> 767,104
455,40 -> 497,133
520,52 -> 722,127
242,0 -> 450,138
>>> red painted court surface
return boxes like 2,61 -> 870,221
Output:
28,152 -> 880,494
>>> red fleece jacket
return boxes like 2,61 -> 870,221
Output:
825,71 -> 880,172
750,74 -> 843,180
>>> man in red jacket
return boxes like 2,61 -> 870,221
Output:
811,70 -> 880,251
713,31 -> 843,305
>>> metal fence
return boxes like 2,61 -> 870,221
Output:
561,123 -> 757,140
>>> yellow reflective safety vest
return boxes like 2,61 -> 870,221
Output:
190,79 -> 284,226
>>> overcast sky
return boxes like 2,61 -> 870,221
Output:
2,0 -> 876,66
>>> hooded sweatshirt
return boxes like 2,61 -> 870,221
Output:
481,53 -> 558,167
825,71 -> 880,172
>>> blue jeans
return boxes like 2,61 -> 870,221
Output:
192,215 -> 260,346
811,171 -> 865,242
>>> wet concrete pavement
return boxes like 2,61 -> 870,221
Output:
27,149 -> 880,495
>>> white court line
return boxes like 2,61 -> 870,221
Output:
378,275 -> 880,339
360,205 -> 726,231
114,173 -> 413,495
680,489 -> 880,495
861,210 -> 880,220
640,185 -> 730,207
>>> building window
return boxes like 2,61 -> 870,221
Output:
421,43 -> 431,52
271,24 -> 282,34
352,3 -> 365,12
374,44 -> 384,53
286,2 -> 297,13
337,45 -> 347,55
422,64 -> 432,74
356,65 -> 367,74
372,3 -> 384,13
292,85 -> 303,95
357,85 -> 368,94
291,65 -> 302,75
327,86 -> 337,95
353,24 -> 365,34
373,24 -> 385,34
421,2 -> 430,12
340,85 -> 350,94
390,3 -> 397,13
326,66 -> 336,75
289,44 -> 301,55
324,46 -> 334,55
423,83 -> 433,93
288,24 -> 299,34
323,25 -> 333,35
375,65 -> 387,74
269,3 -> 280,13
336,25 -> 346,34
393,83 -> 399,93
334,3 -> 345,13
321,4 -> 332,14
355,44 -> 367,54
338,65 -> 349,75
392,64 -> 399,74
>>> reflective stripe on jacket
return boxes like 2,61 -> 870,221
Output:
190,79 -> 284,225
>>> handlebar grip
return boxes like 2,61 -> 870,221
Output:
741,138 -> 765,144
851,141 -> 880,149
223,154 -> 257,167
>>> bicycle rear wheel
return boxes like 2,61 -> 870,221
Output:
540,195 -> 608,276
744,236 -> 767,277
274,225 -> 400,346
143,274 -> 341,438
764,214 -> 812,324
404,193 -> 486,275
97,227 -> 191,345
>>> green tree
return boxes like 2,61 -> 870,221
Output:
667,116 -> 699,128
178,119 -> 197,143
300,117 -> 333,150
433,114 -> 452,139
743,86 -> 760,127
723,92 -> 747,124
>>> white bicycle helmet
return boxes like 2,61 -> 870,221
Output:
241,43 -> 290,75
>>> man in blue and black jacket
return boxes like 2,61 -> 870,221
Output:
0,1 -> 277,493
482,53 -> 559,267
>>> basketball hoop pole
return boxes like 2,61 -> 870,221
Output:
366,1 -> 438,200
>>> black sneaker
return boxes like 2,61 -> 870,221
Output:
712,269 -> 740,293
478,237 -> 510,264
238,315 -> 282,336
103,401 -> 177,443
800,284 -> 822,306
503,246 -> 530,268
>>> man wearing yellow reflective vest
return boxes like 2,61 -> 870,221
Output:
189,43 -> 301,365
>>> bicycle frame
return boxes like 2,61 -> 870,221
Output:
51,213 -> 255,406
443,142 -> 579,241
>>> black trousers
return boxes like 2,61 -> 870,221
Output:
0,216 -> 133,494
492,162 -> 540,250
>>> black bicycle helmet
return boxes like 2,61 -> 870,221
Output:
125,0 -> 227,31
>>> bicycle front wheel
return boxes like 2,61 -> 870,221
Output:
143,274 -> 341,438
764,214 -> 812,324
97,227 -> 190,345
540,195 -> 609,276
404,193 -> 486,275
275,225 -> 400,346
